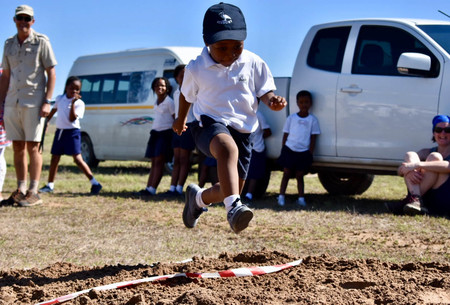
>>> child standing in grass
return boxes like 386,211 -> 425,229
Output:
39,76 -> 102,195
166,65 -> 195,197
173,3 -> 286,233
137,77 -> 175,196
277,90 -> 320,207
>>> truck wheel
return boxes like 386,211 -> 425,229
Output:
318,172 -> 374,195
81,134 -> 100,168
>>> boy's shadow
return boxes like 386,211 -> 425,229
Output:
249,193 -> 395,216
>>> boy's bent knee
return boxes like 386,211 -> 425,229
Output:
210,134 -> 238,159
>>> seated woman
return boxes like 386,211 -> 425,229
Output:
387,115 -> 450,217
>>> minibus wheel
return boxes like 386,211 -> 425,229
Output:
81,134 -> 100,168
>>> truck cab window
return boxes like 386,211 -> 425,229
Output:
352,25 -> 440,77
307,26 -> 351,73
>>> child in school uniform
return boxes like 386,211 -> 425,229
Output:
137,77 -> 175,196
39,76 -> 102,194
277,90 -> 320,207
173,3 -> 286,233
166,65 -> 196,196
244,110 -> 272,203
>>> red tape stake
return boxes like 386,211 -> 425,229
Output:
36,259 -> 302,305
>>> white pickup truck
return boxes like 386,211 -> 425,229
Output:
257,18 -> 450,196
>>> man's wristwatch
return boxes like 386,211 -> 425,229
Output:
43,99 -> 51,104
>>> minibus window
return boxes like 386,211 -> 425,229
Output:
78,70 -> 156,105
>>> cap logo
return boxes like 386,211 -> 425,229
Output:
217,11 -> 232,25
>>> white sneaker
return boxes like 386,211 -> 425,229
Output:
277,195 -> 285,207
297,197 -> 307,207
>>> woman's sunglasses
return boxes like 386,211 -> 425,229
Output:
434,126 -> 450,133
15,15 -> 33,22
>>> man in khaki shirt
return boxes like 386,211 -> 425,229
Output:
0,5 -> 57,207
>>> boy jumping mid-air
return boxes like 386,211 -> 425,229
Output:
173,2 -> 286,233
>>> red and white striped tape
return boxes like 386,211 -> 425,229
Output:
36,259 -> 302,305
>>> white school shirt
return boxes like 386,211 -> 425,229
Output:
253,111 -> 270,153
283,113 -> 320,152
181,47 -> 276,133
54,94 -> 85,129
173,88 -> 195,123
152,96 -> 175,131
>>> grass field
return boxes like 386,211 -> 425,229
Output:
0,127 -> 448,270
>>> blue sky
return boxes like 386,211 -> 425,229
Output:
1,0 -> 450,97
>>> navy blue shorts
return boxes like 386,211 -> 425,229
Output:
247,149 -> 267,180
145,129 -> 173,159
172,122 -> 196,151
423,177 -> 450,217
190,115 -> 254,180
51,128 -> 81,156
277,145 -> 313,172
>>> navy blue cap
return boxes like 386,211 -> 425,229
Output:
203,2 -> 247,44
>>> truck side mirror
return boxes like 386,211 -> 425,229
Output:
397,52 -> 432,77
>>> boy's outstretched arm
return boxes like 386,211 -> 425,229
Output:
260,91 -> 287,111
172,92 -> 191,135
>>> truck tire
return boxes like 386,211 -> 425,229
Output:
318,172 -> 374,195
81,134 -> 100,168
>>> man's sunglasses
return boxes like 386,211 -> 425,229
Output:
15,15 -> 33,22
434,126 -> 450,133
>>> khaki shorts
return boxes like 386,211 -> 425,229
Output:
4,105 -> 45,142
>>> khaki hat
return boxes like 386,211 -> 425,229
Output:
15,5 -> 34,17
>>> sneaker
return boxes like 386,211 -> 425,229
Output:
10,189 -> 26,203
161,190 -> 178,197
227,199 -> 253,233
403,198 -> 428,216
182,183 -> 207,228
18,192 -> 43,207
134,188 -> 154,197
39,185 -> 54,193
277,195 -> 285,207
90,183 -> 102,195
385,193 -> 422,215
297,197 -> 307,207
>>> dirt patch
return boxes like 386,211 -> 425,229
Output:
0,250 -> 449,304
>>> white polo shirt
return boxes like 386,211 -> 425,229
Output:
181,47 -> 276,133
54,94 -> 85,129
283,113 -> 321,152
152,96 -> 175,131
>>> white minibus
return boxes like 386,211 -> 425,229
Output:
68,47 -> 202,167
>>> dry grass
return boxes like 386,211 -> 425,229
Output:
0,128 -> 448,270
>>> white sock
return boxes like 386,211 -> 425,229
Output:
196,188 -> 209,208
29,180 -> 39,194
176,185 -> 183,194
146,186 -> 156,195
169,185 -> 176,192
90,177 -> 99,185
47,182 -> 55,189
18,180 -> 27,194
224,195 -> 240,213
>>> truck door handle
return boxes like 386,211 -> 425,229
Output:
341,87 -> 363,94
